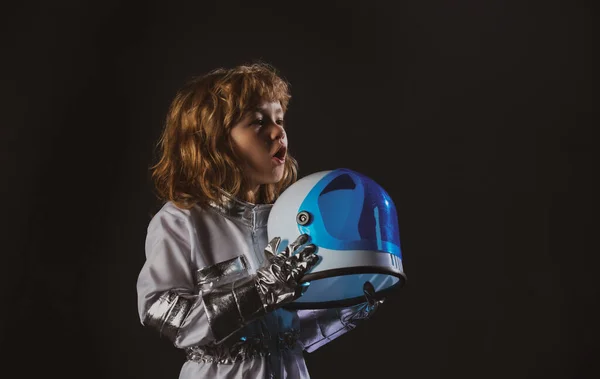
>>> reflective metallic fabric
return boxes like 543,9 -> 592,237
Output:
137,192 -> 366,378
200,234 -> 319,344
185,329 -> 300,364
196,255 -> 249,289
256,235 -> 318,312
202,274 -> 266,343
144,291 -> 192,341
340,281 -> 384,329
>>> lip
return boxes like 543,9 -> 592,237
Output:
272,156 -> 285,165
271,144 -> 287,163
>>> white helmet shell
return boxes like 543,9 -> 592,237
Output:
268,168 -> 406,309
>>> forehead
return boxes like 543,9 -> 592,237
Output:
250,100 -> 284,115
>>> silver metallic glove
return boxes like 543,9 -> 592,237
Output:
341,281 -> 385,329
256,233 -> 319,311
202,234 -> 319,343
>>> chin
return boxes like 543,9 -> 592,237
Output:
265,176 -> 284,185
263,171 -> 285,185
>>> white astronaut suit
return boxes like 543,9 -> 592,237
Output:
136,192 -> 369,379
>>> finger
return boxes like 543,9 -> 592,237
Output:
293,233 -> 309,246
284,234 -> 309,256
270,263 -> 286,282
295,260 -> 309,274
283,255 -> 299,270
264,237 -> 281,259
363,281 -> 376,305
297,254 -> 319,273
288,267 -> 304,283
268,237 -> 282,252
305,254 -> 320,268
298,244 -> 316,260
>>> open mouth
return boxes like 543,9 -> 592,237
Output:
273,145 -> 287,160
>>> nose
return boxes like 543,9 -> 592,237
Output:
269,122 -> 286,141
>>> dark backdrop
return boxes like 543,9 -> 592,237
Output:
0,1 -> 595,378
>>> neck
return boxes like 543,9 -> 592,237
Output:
240,185 -> 260,204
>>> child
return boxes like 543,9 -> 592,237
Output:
136,62 -> 382,379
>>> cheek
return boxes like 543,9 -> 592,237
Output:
231,136 -> 254,157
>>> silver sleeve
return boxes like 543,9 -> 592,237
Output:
143,291 -> 193,340
201,275 -> 266,344
201,235 -> 319,344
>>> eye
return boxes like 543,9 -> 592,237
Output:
251,118 -> 264,127
276,119 -> 285,126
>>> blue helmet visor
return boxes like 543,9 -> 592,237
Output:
297,169 -> 402,258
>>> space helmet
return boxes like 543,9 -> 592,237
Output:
267,168 -> 406,309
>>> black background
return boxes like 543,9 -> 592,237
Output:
0,1 -> 595,378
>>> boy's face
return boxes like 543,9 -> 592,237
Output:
230,100 -> 288,192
